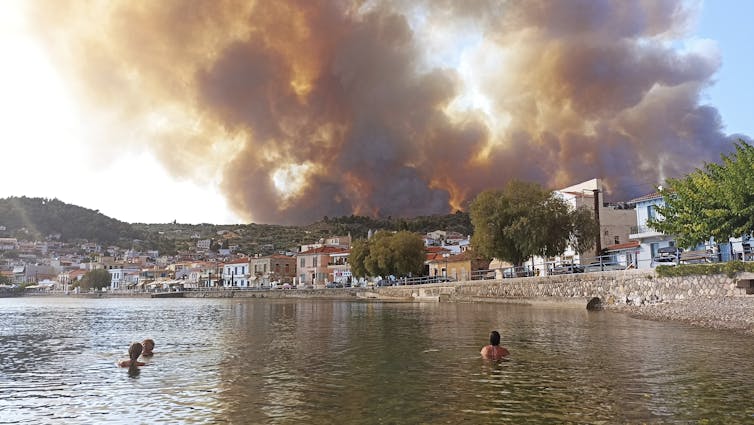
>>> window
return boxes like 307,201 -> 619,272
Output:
313,257 -> 318,267
300,258 -> 305,268
285,264 -> 290,273
668,241 -> 675,247
647,205 -> 656,220
650,242 -> 659,259
604,230 -> 609,236
614,236 -> 620,244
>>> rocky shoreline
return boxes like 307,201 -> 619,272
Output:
605,296 -> 754,336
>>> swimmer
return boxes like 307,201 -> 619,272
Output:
142,339 -> 155,357
480,331 -> 510,360
118,342 -> 146,368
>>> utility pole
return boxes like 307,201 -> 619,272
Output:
593,188 -> 601,255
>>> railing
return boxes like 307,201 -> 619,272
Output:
630,225 -> 659,234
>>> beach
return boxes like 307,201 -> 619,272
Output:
606,296 -> 754,335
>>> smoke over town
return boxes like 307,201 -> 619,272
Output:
28,0 -> 744,224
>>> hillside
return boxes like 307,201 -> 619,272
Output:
0,197 -> 143,244
0,197 -> 473,254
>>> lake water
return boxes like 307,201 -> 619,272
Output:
1,297 -> 752,424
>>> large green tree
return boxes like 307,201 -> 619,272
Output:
650,139 -> 754,247
470,180 -> 599,266
349,231 -> 425,278
80,269 -> 112,291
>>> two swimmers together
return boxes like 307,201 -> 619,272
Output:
117,338 -> 155,368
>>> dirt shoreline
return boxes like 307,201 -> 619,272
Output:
605,296 -> 754,336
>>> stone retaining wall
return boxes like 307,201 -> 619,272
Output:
181,270 -> 749,306
375,269 -> 749,306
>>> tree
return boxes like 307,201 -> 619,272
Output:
389,231 -> 426,276
348,231 -> 425,278
80,269 -> 111,291
569,206 -> 601,255
650,139 -> 754,247
0,274 -> 11,286
349,238 -> 370,278
470,180 -> 598,266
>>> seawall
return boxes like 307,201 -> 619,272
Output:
374,269 -> 749,306
181,269 -> 750,306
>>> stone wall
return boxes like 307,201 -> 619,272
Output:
181,270 -> 749,306
375,269 -> 749,306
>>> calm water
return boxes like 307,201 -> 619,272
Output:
1,297 -> 753,424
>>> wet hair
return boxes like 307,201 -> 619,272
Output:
128,342 -> 143,361
143,339 -> 155,351
489,331 -> 501,346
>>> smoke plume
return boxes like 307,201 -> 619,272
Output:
27,0 -> 745,223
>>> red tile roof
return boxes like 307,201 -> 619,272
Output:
224,258 -> 251,265
604,240 -> 640,251
298,246 -> 348,255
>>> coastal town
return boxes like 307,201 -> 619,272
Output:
3,178 -> 752,295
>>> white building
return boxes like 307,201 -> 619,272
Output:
530,178 -> 637,273
197,239 -> 212,250
223,259 -> 251,287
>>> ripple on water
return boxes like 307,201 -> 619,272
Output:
2,297 -> 754,424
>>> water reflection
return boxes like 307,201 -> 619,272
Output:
0,297 -> 752,424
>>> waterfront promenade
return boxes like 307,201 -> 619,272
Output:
10,269 -> 754,335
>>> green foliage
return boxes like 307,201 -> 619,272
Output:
655,261 -> 754,278
348,231 -> 425,278
0,197 -> 142,244
349,239 -> 370,278
0,274 -> 11,286
570,207 -> 601,254
651,139 -> 754,247
469,181 -> 598,266
80,269 -> 111,290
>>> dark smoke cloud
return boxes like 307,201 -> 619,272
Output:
28,0 -> 745,224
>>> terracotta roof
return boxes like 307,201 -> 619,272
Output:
264,254 -> 296,260
604,240 -> 640,251
224,258 -> 250,265
298,246 -> 348,255
629,192 -> 663,203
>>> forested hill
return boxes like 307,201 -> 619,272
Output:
0,196 -> 473,253
0,197 -> 142,244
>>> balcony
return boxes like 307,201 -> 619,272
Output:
629,224 -> 662,239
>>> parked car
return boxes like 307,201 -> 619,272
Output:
281,283 -> 293,290
550,262 -> 584,275
503,268 -> 535,278
653,246 -> 682,265
585,261 -> 623,272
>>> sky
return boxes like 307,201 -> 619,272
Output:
0,0 -> 752,225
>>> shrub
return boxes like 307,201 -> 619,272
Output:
656,261 -> 754,278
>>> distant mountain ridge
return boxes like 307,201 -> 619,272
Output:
0,197 -> 473,254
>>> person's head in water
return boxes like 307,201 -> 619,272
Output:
142,339 -> 155,356
128,342 -> 143,361
489,331 -> 501,347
